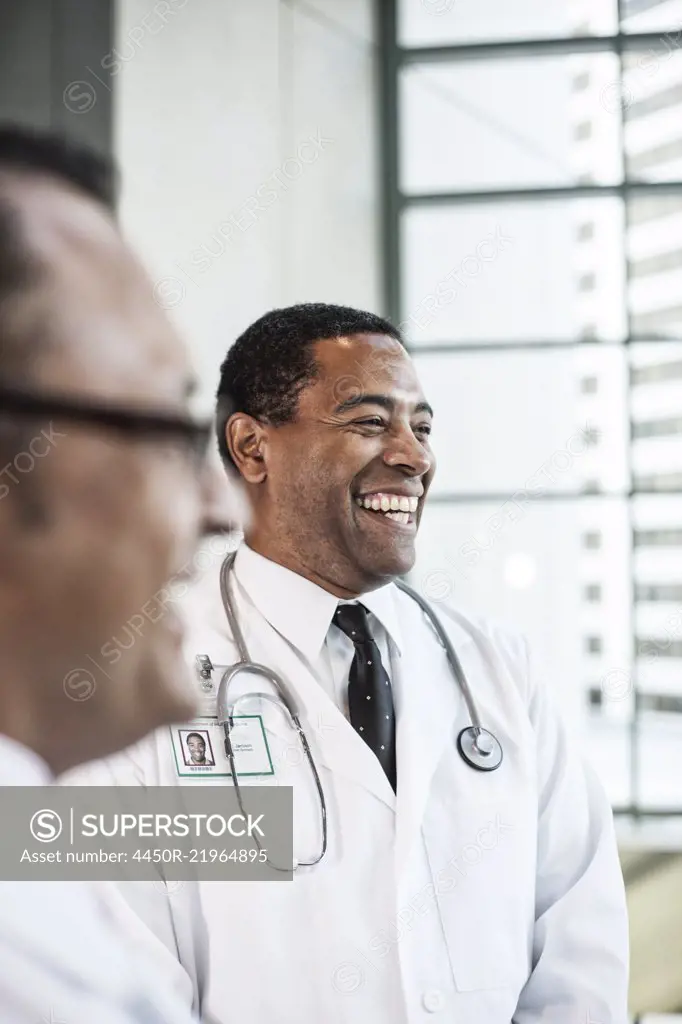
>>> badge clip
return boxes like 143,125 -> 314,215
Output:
195,654 -> 215,691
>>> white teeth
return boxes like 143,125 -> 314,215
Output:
385,510 -> 410,524
358,494 -> 420,516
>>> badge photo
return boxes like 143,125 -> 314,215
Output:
171,716 -> 274,778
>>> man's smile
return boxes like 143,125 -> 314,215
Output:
353,491 -> 421,528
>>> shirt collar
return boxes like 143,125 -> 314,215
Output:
233,543 -> 404,662
0,733 -> 53,785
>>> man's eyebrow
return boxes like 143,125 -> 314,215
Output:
333,393 -> 434,418
415,400 -> 434,418
333,393 -> 394,414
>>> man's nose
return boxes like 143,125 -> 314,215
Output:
382,429 -> 433,477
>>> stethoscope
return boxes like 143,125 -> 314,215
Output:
202,551 -> 503,871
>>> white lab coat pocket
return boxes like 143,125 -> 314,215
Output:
422,785 -> 536,994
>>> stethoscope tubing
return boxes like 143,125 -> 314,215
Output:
213,552 -> 503,871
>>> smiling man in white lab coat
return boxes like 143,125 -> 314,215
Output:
79,302 -> 629,1023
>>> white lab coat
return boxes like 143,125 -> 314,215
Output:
65,551 -> 629,1024
0,734 -> 199,1024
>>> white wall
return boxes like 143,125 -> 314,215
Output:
113,0 -> 380,407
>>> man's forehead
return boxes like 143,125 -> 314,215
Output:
314,332 -> 413,380
305,332 -> 428,413
5,173 -> 193,407
315,333 -> 417,381
315,332 -> 403,362
1,169 -> 120,260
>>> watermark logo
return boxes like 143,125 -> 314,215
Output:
30,809 -> 63,843
421,0 -> 456,13
600,81 -> 634,115
63,81 -> 97,114
600,668 -> 632,702
63,669 -> 97,703
152,878 -> 185,897
154,276 -> 186,310
332,961 -> 364,994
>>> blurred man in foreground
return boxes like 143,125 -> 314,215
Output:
0,124 -> 222,1023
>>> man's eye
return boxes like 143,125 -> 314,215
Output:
414,424 -> 432,438
355,417 -> 386,428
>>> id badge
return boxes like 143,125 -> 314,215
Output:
171,715 -> 275,779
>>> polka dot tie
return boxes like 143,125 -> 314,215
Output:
332,602 -> 397,792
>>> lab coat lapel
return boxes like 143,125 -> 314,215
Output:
393,593 -> 467,877
224,596 -> 397,812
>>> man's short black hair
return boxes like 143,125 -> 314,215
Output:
0,124 -> 117,383
215,302 -> 403,467
186,732 -> 205,745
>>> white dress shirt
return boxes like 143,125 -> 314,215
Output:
232,543 -> 397,719
0,733 -> 199,1024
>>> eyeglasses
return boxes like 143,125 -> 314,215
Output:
0,385 -> 213,463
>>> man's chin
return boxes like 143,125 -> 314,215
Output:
359,547 -> 416,586
136,644 -> 198,731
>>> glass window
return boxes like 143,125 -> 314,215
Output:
622,0 -> 682,33
630,249 -> 682,279
393,0 -> 682,822
636,712 -> 682,810
400,54 -> 622,195
412,346 -> 628,495
398,0 -> 617,47
635,527 -> 682,545
632,416 -> 682,438
412,498 -> 632,804
624,49 -> 682,183
631,359 -> 682,384
635,471 -> 682,490
636,583 -> 682,601
640,693 -> 682,712
402,199 -> 627,345
628,196 -> 682,339
628,194 -> 682,226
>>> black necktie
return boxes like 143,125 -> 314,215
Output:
332,603 -> 397,792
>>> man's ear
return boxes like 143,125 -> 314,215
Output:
226,413 -> 268,484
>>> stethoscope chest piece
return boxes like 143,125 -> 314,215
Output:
457,727 -> 503,772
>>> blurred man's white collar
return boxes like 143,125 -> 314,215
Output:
0,733 -> 53,785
